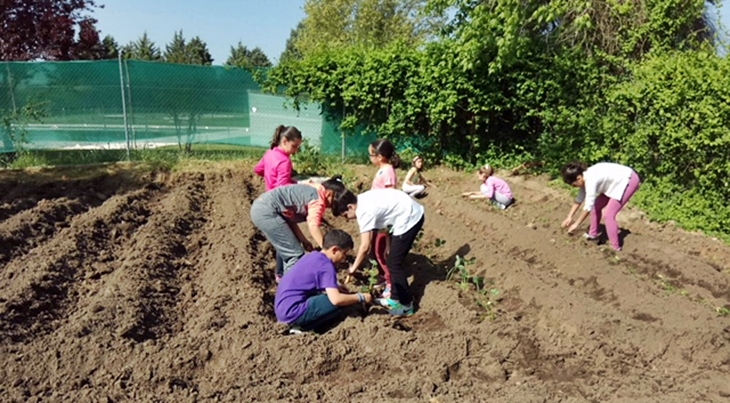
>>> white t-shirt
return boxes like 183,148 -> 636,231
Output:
575,162 -> 634,212
356,189 -> 425,236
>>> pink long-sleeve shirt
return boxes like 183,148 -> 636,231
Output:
480,176 -> 513,199
254,147 -> 296,191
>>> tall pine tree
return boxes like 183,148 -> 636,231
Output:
164,30 -> 188,64
225,42 -> 271,69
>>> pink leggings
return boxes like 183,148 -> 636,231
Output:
589,171 -> 641,251
373,231 -> 391,284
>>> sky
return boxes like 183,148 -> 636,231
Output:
95,0 -> 729,66
94,0 -> 307,65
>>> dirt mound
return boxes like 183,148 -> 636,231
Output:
1,162 -> 729,402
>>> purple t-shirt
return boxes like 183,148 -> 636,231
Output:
274,251 -> 339,324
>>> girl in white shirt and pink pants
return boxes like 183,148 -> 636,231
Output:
561,162 -> 641,251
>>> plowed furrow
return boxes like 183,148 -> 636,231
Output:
0,198 -> 95,267
0,184 -> 161,342
177,170 -> 272,335
83,174 -> 208,342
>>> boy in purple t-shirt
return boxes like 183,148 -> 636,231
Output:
461,164 -> 515,209
275,229 -> 374,333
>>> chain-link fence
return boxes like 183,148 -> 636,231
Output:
0,60 -> 374,158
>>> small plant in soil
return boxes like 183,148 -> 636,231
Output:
446,255 -> 501,320
435,238 -> 446,247
412,229 -> 425,248
446,255 -> 476,289
476,286 -> 502,320
360,259 -> 382,295
657,274 -> 677,294
716,306 -> 730,317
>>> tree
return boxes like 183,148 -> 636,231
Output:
280,22 -> 304,63
164,30 -> 188,64
428,0 -> 716,73
186,36 -> 213,65
101,35 -> 120,59
161,31 -> 213,65
294,0 -> 444,57
0,0 -> 105,61
225,42 -> 272,69
124,32 -> 162,61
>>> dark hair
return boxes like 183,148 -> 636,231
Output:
561,161 -> 588,184
321,175 -> 358,216
270,125 -> 302,149
323,229 -> 354,250
370,138 -> 401,169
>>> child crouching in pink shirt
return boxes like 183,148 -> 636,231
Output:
462,164 -> 515,209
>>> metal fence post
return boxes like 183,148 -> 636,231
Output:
124,58 -> 136,147
5,64 -> 17,114
118,51 -> 131,161
341,133 -> 346,163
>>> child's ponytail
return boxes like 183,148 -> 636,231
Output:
270,125 -> 286,149
391,152 -> 401,169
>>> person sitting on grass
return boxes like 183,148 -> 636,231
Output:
275,229 -> 374,334
461,164 -> 515,210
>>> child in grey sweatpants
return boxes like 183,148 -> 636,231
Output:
250,176 -> 352,279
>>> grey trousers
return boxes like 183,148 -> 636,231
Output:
493,191 -> 513,207
250,200 -> 305,274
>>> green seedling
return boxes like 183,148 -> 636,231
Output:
716,307 -> 730,316
657,274 -> 677,294
412,229 -> 425,248
475,285 -> 501,320
446,255 -> 502,319
446,255 -> 474,283
435,238 -> 446,247
360,259 -> 382,295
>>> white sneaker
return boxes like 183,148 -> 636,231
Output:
288,326 -> 304,335
582,233 -> 599,241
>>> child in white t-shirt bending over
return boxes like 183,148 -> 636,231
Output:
462,164 -> 515,209
335,188 -> 425,317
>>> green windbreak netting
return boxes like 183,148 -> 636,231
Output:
0,60 -> 373,156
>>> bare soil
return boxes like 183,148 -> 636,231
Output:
1,162 -> 729,403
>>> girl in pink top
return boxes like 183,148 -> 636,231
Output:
254,125 -> 303,191
254,125 -> 303,281
370,139 -> 399,190
368,138 -> 401,298
462,164 -> 515,209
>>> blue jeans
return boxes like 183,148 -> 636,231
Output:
275,253 -> 284,278
292,294 -> 342,331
